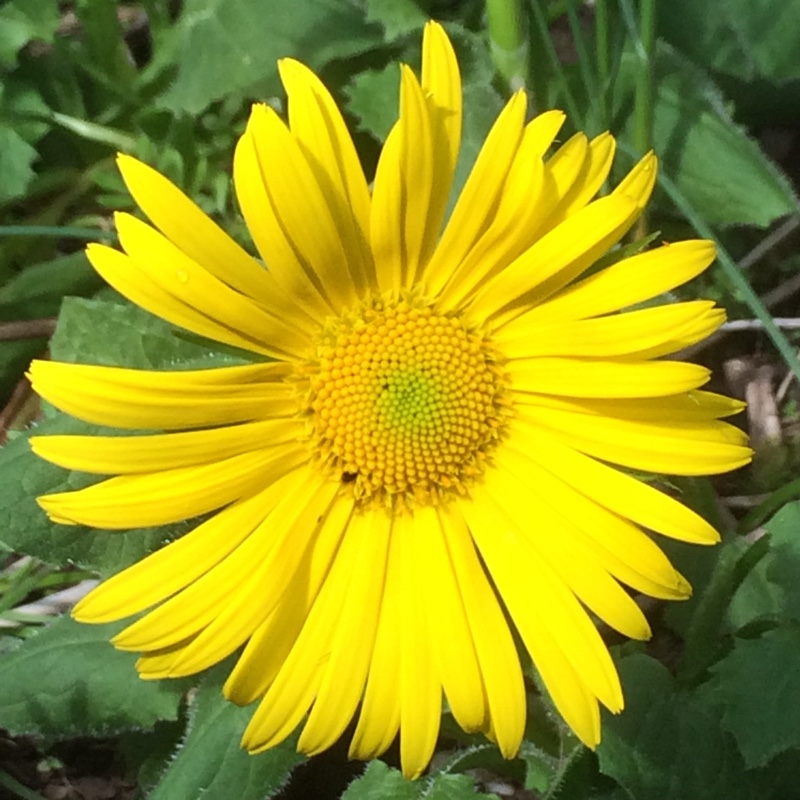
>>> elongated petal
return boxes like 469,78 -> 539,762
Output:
437,503 -> 527,756
491,445 -> 691,600
115,212 -> 311,354
525,240 -> 716,325
247,104 -> 359,310
28,360 -> 295,430
72,479 -> 299,623
497,301 -> 721,359
349,517 -> 403,760
224,497 -> 353,704
507,424 -> 720,543
164,477 -> 340,676
371,66 -> 436,294
115,467 -> 312,653
116,155 -> 279,307
298,509 -> 390,755
517,405 -> 751,475
469,195 -> 637,321
38,445 -> 308,528
233,122 -> 331,322
422,91 -> 527,296
414,505 -> 485,732
88,243 -> 305,359
279,58 -> 373,290
508,357 -> 710,398
31,418 -> 304,474
396,512 -> 442,778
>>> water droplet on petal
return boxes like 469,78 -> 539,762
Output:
176,270 -> 189,284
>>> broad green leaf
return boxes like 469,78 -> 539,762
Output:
148,666 -> 305,800
0,616 -> 183,737
342,762 -> 419,800
160,0 -> 383,114
614,44 -> 797,228
0,0 -> 60,67
597,653 -> 751,800
704,625 -> 800,768
342,760 -> 500,799
726,501 -> 800,631
48,295 -> 240,369
366,0 -> 427,41
657,0 -> 800,84
346,65 -> 401,143
0,124 -> 39,202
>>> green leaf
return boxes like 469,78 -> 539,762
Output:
0,0 -> 60,67
346,65 -> 401,143
614,44 -> 797,228
597,653 -> 751,800
342,761 -> 499,800
342,762 -> 419,800
161,0 -> 384,114
148,666 -> 305,800
366,0 -> 427,41
727,501 -> 800,631
657,0 -> 800,84
704,625 -> 800,768
0,123 -> 39,202
0,616 -> 183,737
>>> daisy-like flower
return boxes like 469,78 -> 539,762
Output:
29,22 -> 750,779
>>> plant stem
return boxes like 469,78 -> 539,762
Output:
594,0 -> 611,129
486,0 -> 531,91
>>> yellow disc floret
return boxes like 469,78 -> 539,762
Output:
307,298 -> 507,507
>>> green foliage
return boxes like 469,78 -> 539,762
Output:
2,1 -> 800,798
160,0 -> 384,114
657,0 -> 800,84
343,760 -> 500,799
0,615 -> 183,737
148,666 -> 305,800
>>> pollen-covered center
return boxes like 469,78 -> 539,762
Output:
308,300 -> 506,504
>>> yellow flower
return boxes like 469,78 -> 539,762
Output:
29,22 -> 750,779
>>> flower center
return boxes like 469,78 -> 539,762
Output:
307,298 -> 507,507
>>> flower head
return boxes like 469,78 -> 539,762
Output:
29,22 -> 750,778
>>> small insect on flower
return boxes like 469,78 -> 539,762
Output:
28,21 -> 750,780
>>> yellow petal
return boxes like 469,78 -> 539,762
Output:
113,467 -> 311,652
164,476 -> 340,677
233,122 -> 331,322
413,505 -> 485,733
422,91 -> 527,297
370,66 -> 436,294
437,503 -> 526,757
508,357 -> 711,398
507,424 -> 720,544
349,517 -> 403,760
396,511 -> 442,779
497,301 -> 723,359
87,243 -> 304,360
38,445 -> 307,529
28,360 -> 295,430
115,154 -> 280,309
523,240 -> 716,325
31,418 -> 304,474
298,508 -> 390,755
484,459 -> 652,640
247,104 -> 359,310
516,404 -> 751,476
72,479 -> 298,623
469,194 -> 638,321
278,58 -> 373,291
491,444 -> 691,600
225,496 -> 353,705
